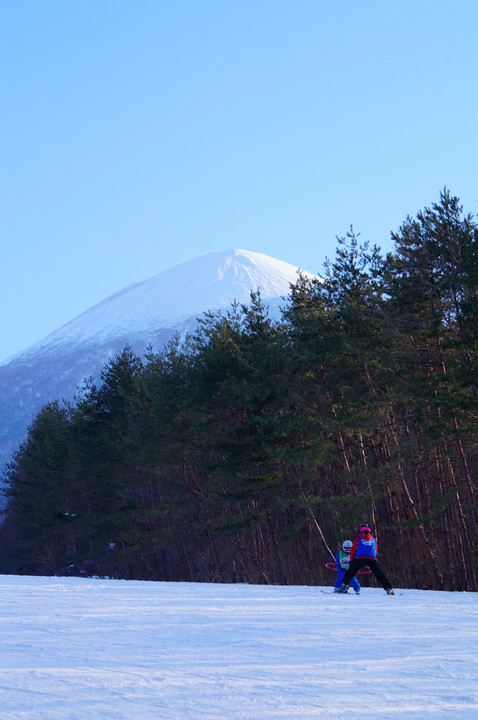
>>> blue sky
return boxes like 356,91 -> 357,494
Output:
1,1 -> 477,361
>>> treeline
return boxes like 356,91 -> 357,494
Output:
2,190 -> 478,590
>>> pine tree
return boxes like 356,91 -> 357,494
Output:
4,401 -> 76,573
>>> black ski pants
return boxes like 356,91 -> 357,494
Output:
341,557 -> 392,591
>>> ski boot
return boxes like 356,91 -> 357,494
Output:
336,583 -> 349,594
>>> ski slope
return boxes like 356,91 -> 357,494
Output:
1,575 -> 477,719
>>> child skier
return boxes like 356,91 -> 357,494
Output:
337,525 -> 394,595
334,540 -> 360,595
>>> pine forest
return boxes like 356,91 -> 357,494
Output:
2,190 -> 478,592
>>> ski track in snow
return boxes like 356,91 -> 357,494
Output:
0,576 -> 477,719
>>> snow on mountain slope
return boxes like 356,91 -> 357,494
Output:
13,249 -> 316,357
0,249 -> 318,477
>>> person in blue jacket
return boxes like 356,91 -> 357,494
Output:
337,525 -> 394,595
334,540 -> 360,594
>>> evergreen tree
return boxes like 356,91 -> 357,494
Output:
4,401 -> 76,573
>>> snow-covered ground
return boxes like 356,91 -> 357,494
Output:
1,575 -> 477,719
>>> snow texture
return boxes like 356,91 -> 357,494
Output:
1,575 -> 477,719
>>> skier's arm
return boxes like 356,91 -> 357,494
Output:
350,538 -> 358,561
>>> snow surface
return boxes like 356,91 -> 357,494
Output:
1,575 -> 477,720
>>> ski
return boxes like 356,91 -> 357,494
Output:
321,589 -> 403,596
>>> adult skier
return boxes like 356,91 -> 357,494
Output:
334,540 -> 360,595
336,525 -> 394,595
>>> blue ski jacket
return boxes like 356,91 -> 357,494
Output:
351,531 -> 377,560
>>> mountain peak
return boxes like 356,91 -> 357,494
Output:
0,249 -> 318,474
19,249 -> 317,355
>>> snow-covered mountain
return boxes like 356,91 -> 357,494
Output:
0,249 -> 317,476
